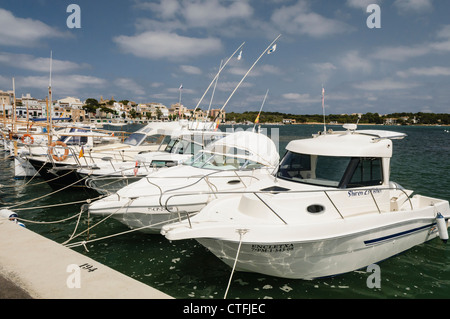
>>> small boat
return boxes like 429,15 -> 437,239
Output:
88,130 -> 280,233
161,124 -> 450,279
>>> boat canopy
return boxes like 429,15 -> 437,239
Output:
204,131 -> 279,167
286,127 -> 406,158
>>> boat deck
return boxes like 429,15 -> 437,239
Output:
0,220 -> 172,299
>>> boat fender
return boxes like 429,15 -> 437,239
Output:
21,134 -> 34,145
49,141 -> 69,161
436,213 -> 448,244
0,209 -> 25,228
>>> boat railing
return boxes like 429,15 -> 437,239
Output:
148,169 -> 265,208
162,185 -> 414,228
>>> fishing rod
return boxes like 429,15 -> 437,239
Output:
191,42 -> 246,116
213,34 -> 281,124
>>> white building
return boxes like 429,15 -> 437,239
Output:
58,97 -> 83,109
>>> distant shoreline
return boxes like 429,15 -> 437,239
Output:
225,121 -> 450,127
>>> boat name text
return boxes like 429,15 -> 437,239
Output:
348,189 -> 382,197
251,244 -> 294,253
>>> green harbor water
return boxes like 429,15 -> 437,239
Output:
1,124 -> 450,299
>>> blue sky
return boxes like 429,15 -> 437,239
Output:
1,0 -> 450,115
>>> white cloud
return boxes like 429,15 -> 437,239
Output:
216,81 -> 253,92
282,93 -> 320,104
397,66 -> 450,78
430,40 -> 450,52
437,25 -> 450,39
180,65 -> 203,75
271,1 -> 352,38
136,0 -> 180,19
183,0 -> 253,28
18,75 -> 106,95
394,0 -> 434,14
339,51 -> 372,73
0,52 -> 87,73
312,62 -> 337,72
135,0 -> 253,30
115,78 -> 146,96
114,31 -> 223,60
346,0 -> 383,10
227,64 -> 281,78
0,9 -> 65,47
370,45 -> 430,62
353,78 -> 420,91
167,86 -> 196,95
311,62 -> 337,83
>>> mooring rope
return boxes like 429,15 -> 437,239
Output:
62,197 -> 135,246
224,229 -> 248,299
5,169 -> 92,210
63,214 -> 187,249
12,196 -> 104,211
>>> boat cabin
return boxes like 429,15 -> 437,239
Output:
277,126 -> 406,189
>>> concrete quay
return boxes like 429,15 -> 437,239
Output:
0,219 -> 172,299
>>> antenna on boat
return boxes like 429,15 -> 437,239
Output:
253,89 -> 269,133
321,85 -> 327,134
212,34 -> 281,125
200,59 -> 223,130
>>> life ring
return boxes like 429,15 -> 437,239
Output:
49,141 -> 69,161
21,134 -> 34,145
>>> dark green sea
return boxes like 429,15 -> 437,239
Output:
1,124 -> 450,299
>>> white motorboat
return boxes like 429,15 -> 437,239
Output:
88,130 -> 280,233
18,121 -> 202,188
161,124 -> 450,280
80,130 -> 227,195
13,123 -> 118,178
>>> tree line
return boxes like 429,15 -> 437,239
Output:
226,111 -> 450,125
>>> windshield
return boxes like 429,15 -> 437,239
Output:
276,151 -> 383,188
123,132 -> 146,146
165,134 -> 225,155
57,128 -> 88,146
185,150 -> 264,171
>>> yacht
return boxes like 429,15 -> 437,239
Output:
162,124 -> 450,279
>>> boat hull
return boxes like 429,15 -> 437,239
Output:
89,199 -> 206,234
27,158 -> 95,193
14,156 -> 39,178
195,216 -> 447,279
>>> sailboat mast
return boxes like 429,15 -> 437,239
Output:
322,86 -> 326,134
48,51 -> 53,144
12,77 -> 16,135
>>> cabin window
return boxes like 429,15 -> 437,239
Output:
346,157 -> 383,187
276,152 -> 351,187
277,152 -> 383,189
